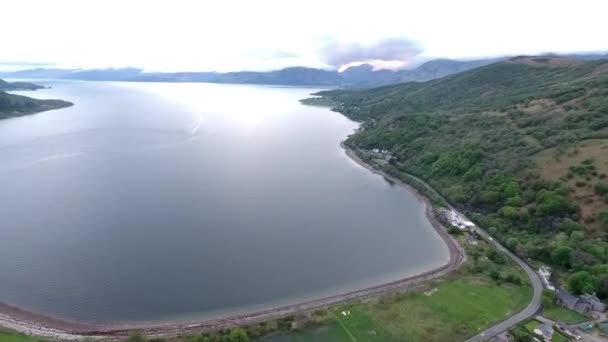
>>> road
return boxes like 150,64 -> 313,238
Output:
465,228 -> 544,341
379,163 -> 545,341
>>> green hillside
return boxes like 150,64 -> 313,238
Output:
0,80 -> 72,119
314,56 -> 608,294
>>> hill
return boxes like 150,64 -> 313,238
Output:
0,79 -> 72,119
312,56 -> 608,295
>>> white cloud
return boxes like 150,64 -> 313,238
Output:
2,0 -> 607,71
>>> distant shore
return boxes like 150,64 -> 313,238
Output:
0,144 -> 464,340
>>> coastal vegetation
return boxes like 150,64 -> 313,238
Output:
311,56 -> 608,295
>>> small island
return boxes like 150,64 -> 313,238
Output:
0,79 -> 72,119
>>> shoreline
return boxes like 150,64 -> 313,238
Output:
0,145 -> 465,340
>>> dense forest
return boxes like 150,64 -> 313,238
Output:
314,56 -> 608,296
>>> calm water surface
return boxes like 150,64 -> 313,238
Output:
0,81 -> 449,324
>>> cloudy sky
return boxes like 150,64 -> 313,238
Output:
2,0 -> 607,72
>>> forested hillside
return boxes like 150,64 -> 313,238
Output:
0,80 -> 72,119
315,56 -> 608,295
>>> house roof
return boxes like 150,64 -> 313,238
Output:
581,294 -> 606,307
534,323 -> 554,337
556,289 -> 580,309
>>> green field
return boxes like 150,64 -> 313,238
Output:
268,274 -> 531,342
543,304 -> 589,324
0,330 -> 43,342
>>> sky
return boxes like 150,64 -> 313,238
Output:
2,0 -> 607,72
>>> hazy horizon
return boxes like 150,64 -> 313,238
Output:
2,0 -> 607,73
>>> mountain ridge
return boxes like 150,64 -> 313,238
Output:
0,58 -> 503,87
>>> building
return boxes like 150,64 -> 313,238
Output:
538,266 -> 555,291
555,289 -> 605,315
580,294 -> 606,312
556,289 -> 592,314
555,321 -> 581,340
444,209 -> 476,230
533,324 -> 554,341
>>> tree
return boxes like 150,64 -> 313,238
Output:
595,183 -> 608,196
551,246 -> 572,268
568,271 -> 597,295
506,237 -> 519,250
599,211 -> 608,228
510,326 -> 534,342
504,181 -> 521,197
480,190 -> 501,205
505,196 -> 523,207
535,190 -> 575,217
597,275 -> 608,299
542,290 -> 556,308
505,273 -> 522,285
227,328 -> 249,342
488,249 -> 507,264
501,206 -> 519,219
592,264 -> 608,276
557,218 -> 585,233
570,230 -> 585,244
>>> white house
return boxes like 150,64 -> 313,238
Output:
446,209 -> 475,230
539,266 -> 556,291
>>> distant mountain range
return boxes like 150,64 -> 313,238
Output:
0,59 -> 504,87
1,54 -> 606,88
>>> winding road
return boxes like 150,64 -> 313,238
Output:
384,162 -> 545,341
465,228 -> 544,341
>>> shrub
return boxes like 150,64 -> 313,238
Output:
595,183 -> 608,196
505,273 -> 523,285
488,249 -> 507,264
568,271 -> 597,295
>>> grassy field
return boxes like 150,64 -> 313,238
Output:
543,304 -> 590,324
0,330 -> 43,342
265,272 -> 531,342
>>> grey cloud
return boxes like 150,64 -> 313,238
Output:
320,38 -> 422,68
